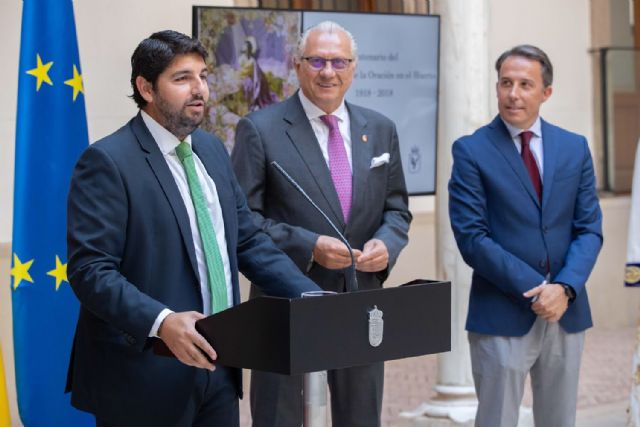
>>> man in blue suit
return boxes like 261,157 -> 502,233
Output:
65,31 -> 319,427
449,45 -> 602,427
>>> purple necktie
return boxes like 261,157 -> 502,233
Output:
520,131 -> 542,201
321,114 -> 352,221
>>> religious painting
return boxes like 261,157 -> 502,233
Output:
195,8 -> 302,151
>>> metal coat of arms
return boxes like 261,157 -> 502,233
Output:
368,306 -> 384,347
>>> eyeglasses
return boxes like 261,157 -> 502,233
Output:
301,56 -> 354,71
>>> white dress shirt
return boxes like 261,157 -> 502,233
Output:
298,90 -> 353,170
141,111 -> 233,337
502,116 -> 544,177
503,116 -> 548,287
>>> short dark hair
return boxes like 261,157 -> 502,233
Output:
130,30 -> 207,109
495,45 -> 553,87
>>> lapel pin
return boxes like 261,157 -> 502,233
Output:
362,134 -> 368,143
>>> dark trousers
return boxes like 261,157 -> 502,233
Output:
96,366 -> 239,427
250,362 -> 384,427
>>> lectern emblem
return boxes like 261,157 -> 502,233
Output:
368,306 -> 383,347
408,145 -> 421,173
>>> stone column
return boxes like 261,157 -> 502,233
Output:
400,1 -> 534,424
417,0 -> 488,422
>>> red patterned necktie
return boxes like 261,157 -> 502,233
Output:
520,131 -> 542,201
320,114 -> 352,221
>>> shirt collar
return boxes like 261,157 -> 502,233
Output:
501,116 -> 542,139
298,90 -> 348,123
140,110 -> 192,155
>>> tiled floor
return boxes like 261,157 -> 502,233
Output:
239,326 -> 636,426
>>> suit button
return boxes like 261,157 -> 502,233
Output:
126,335 -> 136,345
542,226 -> 549,234
538,260 -> 547,269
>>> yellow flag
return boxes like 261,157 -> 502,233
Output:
0,346 -> 10,427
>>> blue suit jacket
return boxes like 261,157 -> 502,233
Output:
65,113 -> 319,426
448,115 -> 603,336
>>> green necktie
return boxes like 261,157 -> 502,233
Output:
175,141 -> 228,314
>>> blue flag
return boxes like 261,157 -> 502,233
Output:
11,0 -> 94,425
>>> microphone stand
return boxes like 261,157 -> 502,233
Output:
271,161 -> 358,292
271,161 -> 357,427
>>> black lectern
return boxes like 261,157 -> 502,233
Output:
155,279 -> 450,374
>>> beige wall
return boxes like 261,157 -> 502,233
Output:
0,2 -> 21,244
487,0 -> 594,145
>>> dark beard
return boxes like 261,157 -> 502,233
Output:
155,94 -> 205,140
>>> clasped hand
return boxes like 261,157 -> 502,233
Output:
523,283 -> 569,322
312,236 -> 388,272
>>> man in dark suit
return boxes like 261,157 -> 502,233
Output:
448,45 -> 603,427
65,30 -> 320,427
231,21 -> 411,427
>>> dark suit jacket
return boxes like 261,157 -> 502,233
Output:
231,94 -> 411,292
448,115 -> 603,336
65,113 -> 319,426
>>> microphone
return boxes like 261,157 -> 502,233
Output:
271,161 -> 358,292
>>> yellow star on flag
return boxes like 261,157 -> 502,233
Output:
26,54 -> 54,91
47,255 -> 68,291
11,254 -> 34,290
64,64 -> 84,101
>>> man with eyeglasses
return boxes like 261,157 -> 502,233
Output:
232,21 -> 411,427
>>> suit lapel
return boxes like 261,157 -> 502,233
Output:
284,96 -> 345,227
131,113 -> 200,281
488,116 -> 541,209
540,119 -> 558,210
347,103 -> 371,229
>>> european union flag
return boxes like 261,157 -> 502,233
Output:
11,0 -> 94,425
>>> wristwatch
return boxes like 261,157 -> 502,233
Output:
561,284 -> 576,301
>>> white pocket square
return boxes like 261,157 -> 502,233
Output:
370,153 -> 390,168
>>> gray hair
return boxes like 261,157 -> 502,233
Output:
495,44 -> 553,87
294,21 -> 358,62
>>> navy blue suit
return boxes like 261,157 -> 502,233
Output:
66,113 -> 319,426
449,115 -> 602,336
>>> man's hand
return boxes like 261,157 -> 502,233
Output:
523,283 -> 569,322
158,311 -> 216,371
313,235 -> 362,269
356,239 -> 389,273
